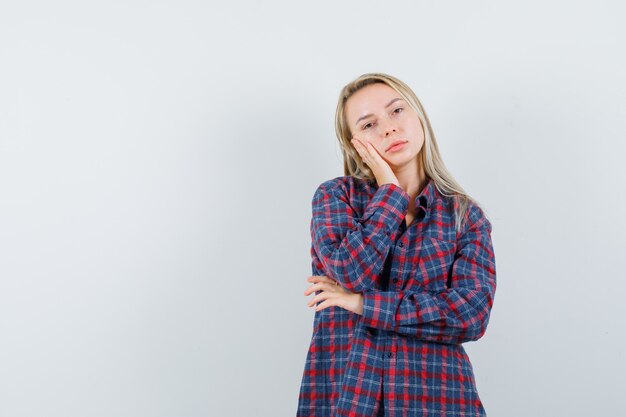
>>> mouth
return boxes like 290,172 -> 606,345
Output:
386,140 -> 408,152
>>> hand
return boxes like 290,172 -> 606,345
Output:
304,275 -> 364,315
350,138 -> 400,187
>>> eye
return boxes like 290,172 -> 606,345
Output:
393,107 -> 404,114
363,122 -> 374,130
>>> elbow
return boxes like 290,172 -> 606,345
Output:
463,287 -> 495,342
320,255 -> 372,293
463,311 -> 492,342
465,321 -> 488,342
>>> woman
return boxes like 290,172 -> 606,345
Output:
297,73 -> 497,417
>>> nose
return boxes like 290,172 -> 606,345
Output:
380,119 -> 397,137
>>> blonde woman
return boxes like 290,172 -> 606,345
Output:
298,73 -> 497,417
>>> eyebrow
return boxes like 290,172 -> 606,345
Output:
354,97 -> 405,126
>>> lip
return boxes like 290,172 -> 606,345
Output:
386,140 -> 408,152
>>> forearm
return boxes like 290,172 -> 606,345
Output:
311,182 -> 409,293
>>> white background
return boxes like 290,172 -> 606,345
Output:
1,1 -> 625,416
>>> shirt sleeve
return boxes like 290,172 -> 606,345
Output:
359,205 -> 497,344
310,179 -> 410,293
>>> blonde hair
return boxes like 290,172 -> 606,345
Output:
335,72 -> 485,234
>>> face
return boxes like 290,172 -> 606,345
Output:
345,83 -> 425,168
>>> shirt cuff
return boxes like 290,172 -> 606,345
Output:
360,289 -> 405,332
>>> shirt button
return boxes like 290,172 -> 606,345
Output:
399,241 -> 404,247
387,352 -> 393,358
392,278 -> 398,283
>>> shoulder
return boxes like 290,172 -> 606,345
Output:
315,175 -> 346,193
312,175 -> 373,200
461,197 -> 493,235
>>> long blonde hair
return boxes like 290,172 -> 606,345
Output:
335,72 -> 484,234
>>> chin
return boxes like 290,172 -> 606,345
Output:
387,155 -> 412,167
391,150 -> 421,165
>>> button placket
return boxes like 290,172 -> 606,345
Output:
392,236 -> 405,287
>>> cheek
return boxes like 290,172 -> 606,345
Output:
374,143 -> 387,154
416,130 -> 425,145
416,120 -> 426,140
409,124 -> 425,145
406,115 -> 424,138
363,140 -> 382,152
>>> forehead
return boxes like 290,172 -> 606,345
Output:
345,83 -> 402,119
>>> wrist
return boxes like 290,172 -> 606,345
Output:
356,293 -> 364,316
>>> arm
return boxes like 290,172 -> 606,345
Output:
310,179 -> 410,293
359,205 -> 497,344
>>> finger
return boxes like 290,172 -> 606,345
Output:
306,275 -> 321,284
356,141 -> 377,166
315,293 -> 347,311
307,275 -> 327,281
307,293 -> 322,307
304,283 -> 320,296
304,283 -> 318,296
308,275 -> 337,285
351,140 -> 363,160
315,297 -> 335,312
351,139 -> 367,159
364,141 -> 383,161
307,290 -> 331,307
307,291 -> 341,307
304,282 -> 333,296
357,141 -> 370,159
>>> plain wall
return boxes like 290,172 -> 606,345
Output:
1,1 -> 625,416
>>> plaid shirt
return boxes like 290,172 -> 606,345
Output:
297,176 -> 497,417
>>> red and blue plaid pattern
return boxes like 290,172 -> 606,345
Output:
297,176 -> 496,417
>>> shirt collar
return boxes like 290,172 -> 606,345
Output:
416,176 -> 436,210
